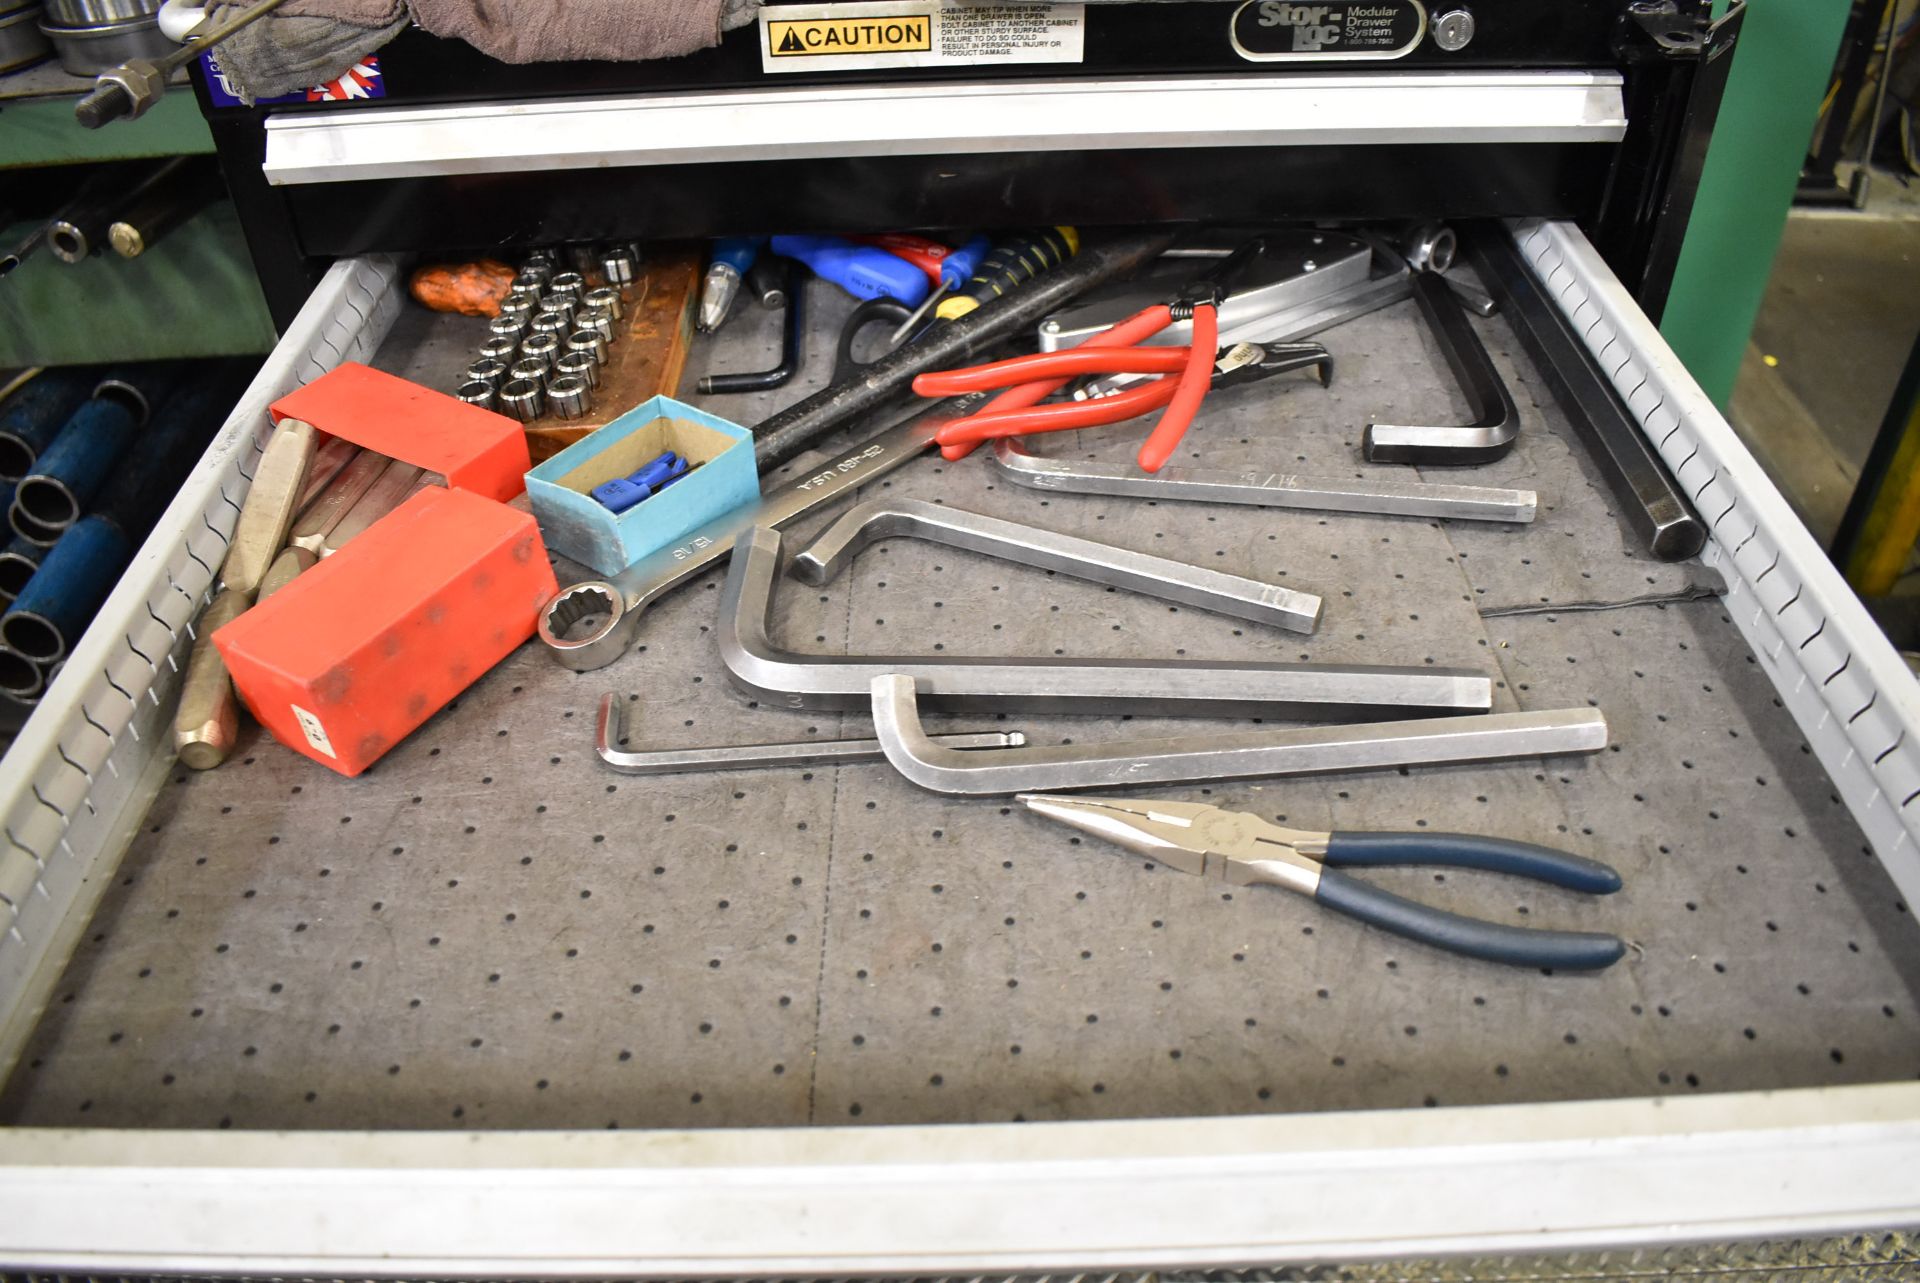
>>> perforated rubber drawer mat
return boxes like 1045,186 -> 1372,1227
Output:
3,277 -> 1915,1131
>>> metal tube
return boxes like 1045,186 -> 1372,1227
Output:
0,368 -> 95,481
720,526 -> 1491,718
793,498 -> 1324,634
89,372 -> 233,539
595,693 -> 1023,774
0,532 -> 44,602
0,513 -> 128,662
107,156 -> 216,258
14,395 -> 142,530
0,643 -> 43,698
987,438 -> 1538,523
751,231 -> 1175,471
8,500 -> 62,546
869,673 -> 1610,795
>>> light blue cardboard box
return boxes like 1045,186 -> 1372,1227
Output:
524,396 -> 759,577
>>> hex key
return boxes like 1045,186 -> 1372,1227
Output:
869,674 -> 1609,796
1362,270 -> 1520,466
987,438 -> 1538,524
718,526 -> 1495,717
791,497 -> 1323,634
594,693 -> 1023,774
1464,223 -> 1705,561
698,259 -> 804,394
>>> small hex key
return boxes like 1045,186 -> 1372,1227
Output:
595,693 -> 1024,774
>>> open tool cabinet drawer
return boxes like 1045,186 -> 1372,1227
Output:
6,10 -> 1920,1266
1,218 -> 1918,1268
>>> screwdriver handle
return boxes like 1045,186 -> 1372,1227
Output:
939,234 -> 995,289
851,232 -> 951,286
936,227 -> 1079,321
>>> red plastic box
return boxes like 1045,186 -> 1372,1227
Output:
214,364 -> 553,776
214,486 -> 557,776
269,361 -> 529,502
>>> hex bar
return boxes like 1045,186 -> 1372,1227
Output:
870,674 -> 1609,795
1362,270 -> 1520,466
1465,223 -> 1706,560
988,438 -> 1538,523
595,693 -> 1024,774
719,526 -> 1494,717
791,497 -> 1324,634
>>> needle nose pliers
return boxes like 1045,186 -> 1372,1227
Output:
1018,794 -> 1627,970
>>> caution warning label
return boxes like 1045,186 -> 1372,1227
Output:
768,15 -> 933,55
760,1 -> 1084,72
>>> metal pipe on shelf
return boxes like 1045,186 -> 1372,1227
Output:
0,369 -> 97,482
0,374 -> 230,662
12,395 -> 142,531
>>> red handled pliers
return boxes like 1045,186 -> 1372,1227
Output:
913,240 -> 1265,472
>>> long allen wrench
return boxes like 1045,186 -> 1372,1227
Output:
988,438 -> 1538,523
795,498 -> 1324,633
1362,269 -> 1520,466
869,674 -> 1610,795
718,524 -> 1495,717
595,694 -> 1023,774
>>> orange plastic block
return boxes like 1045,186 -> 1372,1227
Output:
213,486 -> 558,777
269,361 -> 530,503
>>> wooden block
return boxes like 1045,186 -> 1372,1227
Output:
523,248 -> 700,464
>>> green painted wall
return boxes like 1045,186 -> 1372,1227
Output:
1661,0 -> 1854,407
0,91 -> 212,169
0,204 -> 275,365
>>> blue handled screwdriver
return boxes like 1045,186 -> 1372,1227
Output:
769,234 -> 930,307
888,233 -> 994,343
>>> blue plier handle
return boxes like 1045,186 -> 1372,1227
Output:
1019,795 -> 1626,971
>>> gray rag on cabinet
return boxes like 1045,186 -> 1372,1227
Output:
204,0 -> 1155,104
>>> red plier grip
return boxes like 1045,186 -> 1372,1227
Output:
937,304 -> 1174,461
914,345 -> 1192,396
935,378 -> 1179,447
1136,301 -> 1217,472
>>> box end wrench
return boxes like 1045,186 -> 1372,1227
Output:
538,394 -> 984,672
